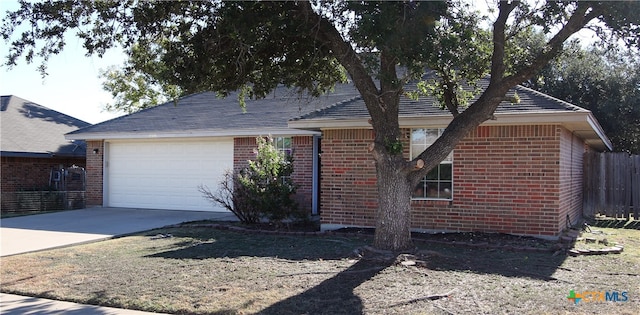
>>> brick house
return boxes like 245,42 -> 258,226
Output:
66,83 -> 611,239
1,95 -> 90,211
65,86 -> 361,214
289,83 -> 611,239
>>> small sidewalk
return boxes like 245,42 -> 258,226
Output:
1,293 -> 169,314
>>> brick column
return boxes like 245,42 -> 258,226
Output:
85,140 -> 104,206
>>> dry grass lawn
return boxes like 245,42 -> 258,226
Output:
1,223 -> 639,315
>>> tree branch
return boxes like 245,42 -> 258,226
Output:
409,2 -> 603,185
490,0 -> 519,85
503,2 -> 600,87
297,2 -> 382,123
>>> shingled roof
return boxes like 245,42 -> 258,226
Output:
287,79 -> 611,151
291,78 -> 587,121
66,84 -> 360,140
1,95 -> 90,158
64,78 -> 611,151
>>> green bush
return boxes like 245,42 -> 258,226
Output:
200,136 -> 300,224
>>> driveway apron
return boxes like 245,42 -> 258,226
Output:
0,207 -> 235,314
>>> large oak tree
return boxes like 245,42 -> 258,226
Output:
3,0 -> 639,251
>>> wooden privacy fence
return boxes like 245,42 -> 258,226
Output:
583,152 -> 640,219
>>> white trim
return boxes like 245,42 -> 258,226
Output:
289,111 -> 592,129
66,128 -> 320,141
585,113 -> 613,151
104,136 -> 235,144
288,111 -> 612,151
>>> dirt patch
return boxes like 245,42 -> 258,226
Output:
334,227 -> 557,251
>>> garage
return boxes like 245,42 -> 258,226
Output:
105,138 -> 233,211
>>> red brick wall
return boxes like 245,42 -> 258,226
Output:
233,137 -> 258,172
233,136 -> 315,213
85,140 -> 104,206
321,129 -> 378,226
320,125 -> 578,239
1,156 -> 85,192
558,128 -> 588,233
291,136 -> 314,212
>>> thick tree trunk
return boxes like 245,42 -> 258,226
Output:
297,0 -> 601,253
373,156 -> 414,251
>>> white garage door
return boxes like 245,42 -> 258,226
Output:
106,138 -> 233,211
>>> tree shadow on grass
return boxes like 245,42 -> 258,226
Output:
145,228 -> 393,314
257,258 -> 393,315
145,228 -> 370,261
145,228 -> 570,281
415,244 -> 567,281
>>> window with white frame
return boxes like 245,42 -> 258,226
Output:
274,137 -> 292,156
274,137 -> 293,184
410,128 -> 453,200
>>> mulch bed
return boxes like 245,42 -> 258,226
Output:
177,221 -> 561,253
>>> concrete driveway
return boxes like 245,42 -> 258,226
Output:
1,207 -> 237,257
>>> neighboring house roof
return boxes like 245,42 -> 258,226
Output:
289,80 -> 612,151
1,95 -> 90,158
66,84 -> 361,141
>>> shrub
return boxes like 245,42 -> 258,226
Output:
199,171 -> 261,224
200,136 -> 300,224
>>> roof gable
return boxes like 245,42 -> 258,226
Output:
1,95 -> 90,157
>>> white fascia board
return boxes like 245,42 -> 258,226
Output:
288,118 -> 373,130
585,113 -> 613,151
289,110 -> 611,150
65,128 -> 320,141
289,111 -> 589,130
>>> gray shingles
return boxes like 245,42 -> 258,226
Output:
1,95 -> 90,157
67,78 -> 589,138
293,78 -> 587,121
68,85 -> 361,137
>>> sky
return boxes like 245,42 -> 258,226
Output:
0,43 -> 127,125
0,1 -> 126,124
0,0 -> 601,125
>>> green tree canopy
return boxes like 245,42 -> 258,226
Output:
525,45 -> 640,154
3,0 -> 639,250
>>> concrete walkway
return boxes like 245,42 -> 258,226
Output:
1,207 -> 237,257
0,207 -> 237,314
0,293 -> 171,315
